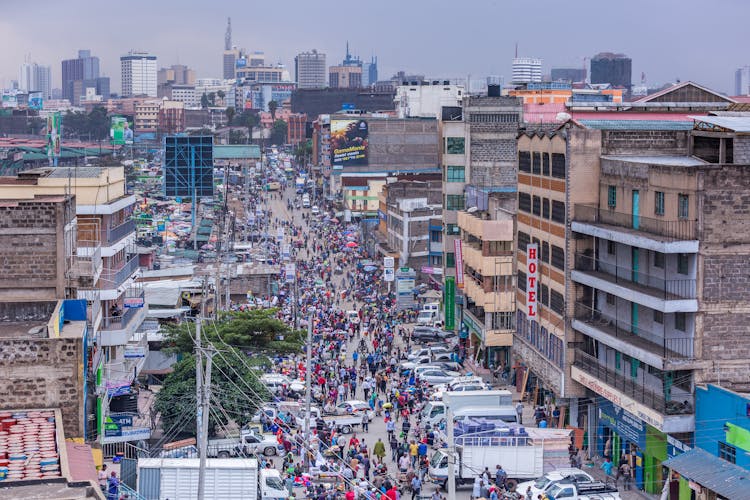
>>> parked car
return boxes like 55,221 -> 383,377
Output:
412,326 -> 457,342
418,369 -> 461,385
407,345 -> 452,361
328,400 -> 375,421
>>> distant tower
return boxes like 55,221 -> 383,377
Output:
225,17 -> 232,51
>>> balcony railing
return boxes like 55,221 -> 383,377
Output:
574,204 -> 696,241
574,302 -> 695,359
106,219 -> 136,245
573,350 -> 694,415
575,253 -> 696,299
100,255 -> 140,289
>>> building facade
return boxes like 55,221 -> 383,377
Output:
121,51 -> 158,97
735,65 -> 750,96
590,52 -> 632,92
329,65 -> 362,89
61,49 -> 109,105
18,62 -> 52,99
295,50 -> 327,89
512,57 -> 542,84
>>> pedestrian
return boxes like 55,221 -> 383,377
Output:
601,457 -> 614,482
472,477 -> 482,500
410,475 -> 422,500
374,438 -> 386,463
98,464 -> 108,493
516,402 -> 524,424
620,462 -> 632,490
495,464 -> 507,490
362,412 -> 369,432
107,471 -> 119,500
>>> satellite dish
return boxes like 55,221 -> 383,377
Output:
556,112 -> 572,122
467,206 -> 479,213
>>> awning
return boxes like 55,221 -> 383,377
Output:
663,447 -> 750,500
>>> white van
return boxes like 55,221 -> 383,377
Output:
259,468 -> 287,500
421,302 -> 440,314
302,194 -> 311,208
417,310 -> 437,326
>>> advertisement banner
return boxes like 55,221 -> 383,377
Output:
110,116 -> 133,145
285,263 -> 296,283
444,276 -> 456,331
383,268 -> 394,282
331,119 -> 368,166
28,91 -> 43,110
1,92 -> 18,108
46,112 -> 61,163
454,239 -> 464,288
383,257 -> 394,269
526,244 -> 539,319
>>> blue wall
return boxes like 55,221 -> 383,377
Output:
695,384 -> 750,468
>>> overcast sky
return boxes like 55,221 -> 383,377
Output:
1,0 -> 747,95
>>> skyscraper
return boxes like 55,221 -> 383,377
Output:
121,51 -> 158,97
735,66 -> 750,96
362,56 -> 378,88
61,49 -> 108,103
590,52 -> 632,91
295,50 -> 327,89
18,62 -> 52,99
512,57 -> 542,84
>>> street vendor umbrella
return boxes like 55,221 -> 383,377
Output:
363,265 -> 377,272
346,241 -> 358,248
330,218 -> 340,224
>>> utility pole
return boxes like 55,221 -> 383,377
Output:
447,406 -> 456,500
304,312 -> 313,470
197,345 -> 214,500
195,316 -> 205,500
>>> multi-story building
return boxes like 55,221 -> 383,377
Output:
515,114 -> 750,495
18,62 -> 52,99
512,57 -> 542,84
61,49 -> 109,105
168,84 -> 197,107
295,50 -> 327,89
329,65 -> 362,89
134,100 -> 161,133
286,112 -> 307,145
735,65 -> 750,96
223,48 -> 241,80
157,64 -> 195,86
394,81 -> 464,119
236,65 -> 287,84
121,50 -> 158,97
362,57 -> 378,88
457,200 -> 515,368
158,100 -> 186,135
551,68 -> 586,83
590,52 -> 632,92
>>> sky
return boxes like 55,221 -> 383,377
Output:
1,0 -> 748,95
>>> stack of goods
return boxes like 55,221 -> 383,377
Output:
0,411 -> 60,481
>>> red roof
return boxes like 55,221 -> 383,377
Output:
731,96 -> 750,103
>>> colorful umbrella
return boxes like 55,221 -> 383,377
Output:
346,241 -> 358,248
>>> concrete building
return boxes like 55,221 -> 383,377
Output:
167,84 -> 197,107
158,99 -> 186,135
295,50 -> 327,89
590,52 -> 632,92
457,201 -> 515,368
223,48 -> 241,80
61,49 -> 109,105
735,65 -> 750,96
329,65 -> 362,89
236,65 -> 287,84
120,50 -> 158,97
134,100 -> 161,133
157,64 -> 195,87
515,114 -> 750,495
362,57 -> 378,88
394,81 -> 465,119
512,57 -> 542,84
18,62 -> 52,99
551,68 -> 586,83
292,88 -> 396,119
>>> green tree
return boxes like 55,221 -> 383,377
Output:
87,106 -> 110,140
154,347 -> 271,437
268,100 -> 279,122
242,111 -> 260,144
200,93 -> 210,109
217,90 -> 226,103
208,92 -> 216,106
228,129 -> 246,144
270,119 -> 288,146
294,140 -> 312,164
225,106 -> 236,126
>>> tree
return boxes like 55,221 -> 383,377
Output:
200,93 -> 210,109
268,100 -> 279,122
225,106 -> 236,126
208,92 -> 216,107
217,90 -> 226,105
154,347 -> 271,437
228,129 -> 246,144
241,111 -> 260,144
294,140 -> 313,164
270,119 -> 288,146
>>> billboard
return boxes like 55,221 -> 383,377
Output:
163,135 -> 214,198
46,112 -> 61,164
331,119 -> 368,166
526,243 -> 539,319
28,92 -> 43,110
110,116 -> 133,145
444,276 -> 456,331
1,92 -> 18,108
454,239 -> 464,288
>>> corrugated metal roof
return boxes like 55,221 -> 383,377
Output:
689,115 -> 750,133
601,155 -> 707,167
213,144 -> 261,159
46,166 -> 106,178
663,448 -> 750,500
577,120 -> 693,130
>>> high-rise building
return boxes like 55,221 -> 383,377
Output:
550,67 -> 586,83
329,66 -> 362,89
223,48 -> 240,80
735,66 -> 750,95
590,52 -> 632,91
295,50 -> 327,89
512,57 -> 542,84
158,65 -> 196,86
18,62 -> 52,99
61,49 -> 106,103
121,51 -> 158,97
362,57 -> 378,87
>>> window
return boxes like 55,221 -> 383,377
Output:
542,153 -> 550,176
446,165 -> 465,182
532,152 -> 542,175
445,137 -> 465,154
429,255 -> 442,266
517,231 -> 530,251
608,185 -> 617,208
446,194 -> 465,210
446,223 -> 460,235
678,194 -> 689,219
677,253 -> 689,275
430,231 -> 442,242
532,196 -> 541,216
551,200 -> 565,224
518,192 -> 531,213
607,240 -> 616,255
551,245 -> 565,270
445,252 -> 455,268
675,312 -> 686,332
606,293 -> 615,305
541,242 -> 550,263
550,290 -> 564,315
469,113 -> 518,123
654,252 -> 664,269
551,153 -> 566,178
542,198 -> 550,219
517,271 -> 527,292
719,442 -> 737,464
518,151 -> 531,173
655,191 -> 665,216
653,310 -> 663,324
540,284 -> 549,306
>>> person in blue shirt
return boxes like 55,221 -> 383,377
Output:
601,457 -> 614,477
353,351 -> 359,363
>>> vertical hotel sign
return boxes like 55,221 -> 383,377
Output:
454,239 -> 464,288
527,243 -> 538,319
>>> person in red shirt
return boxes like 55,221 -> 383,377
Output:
346,490 -> 356,500
348,433 -> 360,450
386,486 -> 398,500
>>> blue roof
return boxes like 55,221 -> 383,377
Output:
663,448 -> 750,500
578,120 -> 694,131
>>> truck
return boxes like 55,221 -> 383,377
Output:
295,177 -> 306,192
207,428 -> 282,458
544,481 -> 620,500
421,390 -> 514,427
259,468 -> 290,500
296,406 -> 364,434
428,426 -> 572,490
137,457 -> 258,500
515,468 -> 596,498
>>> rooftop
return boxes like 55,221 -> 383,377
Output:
690,115 -> 750,133
601,155 -> 708,167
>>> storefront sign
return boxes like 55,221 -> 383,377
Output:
102,426 -> 151,444
454,240 -> 464,288
383,257 -> 394,269
598,399 -> 646,449
526,243 -> 538,318
124,346 -> 146,358
444,277 -> 456,331
123,296 -> 144,308
383,268 -> 394,282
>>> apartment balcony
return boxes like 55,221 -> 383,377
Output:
572,302 -> 697,370
572,253 -> 697,313
571,349 -> 694,433
100,299 -> 147,347
463,307 -> 513,347
106,219 -> 136,246
100,255 -> 140,290
69,243 -> 103,287
463,275 -> 515,313
572,204 -> 698,254
457,211 -> 514,241
462,243 -> 513,277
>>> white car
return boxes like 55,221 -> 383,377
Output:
330,400 -> 375,421
311,205 -> 320,215
347,310 -> 360,325
516,468 -> 595,498
401,353 -> 453,371
418,369 -> 461,385
407,346 -> 451,361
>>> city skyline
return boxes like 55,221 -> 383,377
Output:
0,0 -> 748,95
